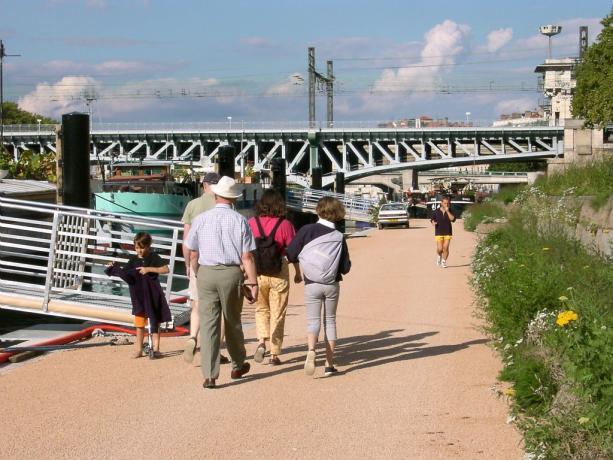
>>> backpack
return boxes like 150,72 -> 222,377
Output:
254,217 -> 285,276
298,230 -> 344,284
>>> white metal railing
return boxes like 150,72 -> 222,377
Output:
4,119 -> 517,134
286,188 -> 378,222
0,196 -> 190,326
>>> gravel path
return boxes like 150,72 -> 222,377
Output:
0,219 -> 522,459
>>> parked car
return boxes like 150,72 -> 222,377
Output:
377,202 -> 409,229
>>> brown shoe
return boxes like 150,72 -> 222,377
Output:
203,378 -> 216,389
230,362 -> 251,379
269,356 -> 282,366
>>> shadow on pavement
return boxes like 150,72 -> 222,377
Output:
202,329 -> 489,387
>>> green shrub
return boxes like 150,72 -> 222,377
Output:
492,184 -> 527,204
463,201 -> 506,231
537,157 -> 613,209
472,210 -> 613,458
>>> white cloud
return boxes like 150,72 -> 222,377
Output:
239,36 -> 278,48
265,74 -> 305,96
494,97 -> 538,115
373,20 -> 471,92
87,0 -> 107,8
18,76 -> 101,118
486,28 -> 513,52
514,17 -> 603,57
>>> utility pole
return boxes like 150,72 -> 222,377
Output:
308,47 -> 316,129
307,47 -> 334,129
327,60 -> 334,128
0,40 -> 20,155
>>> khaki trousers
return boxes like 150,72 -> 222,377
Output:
197,265 -> 246,379
255,260 -> 290,355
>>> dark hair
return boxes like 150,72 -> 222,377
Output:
441,195 -> 451,202
134,232 -> 152,247
256,189 -> 286,217
316,197 -> 345,222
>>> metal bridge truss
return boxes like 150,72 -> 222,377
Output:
3,126 -> 563,185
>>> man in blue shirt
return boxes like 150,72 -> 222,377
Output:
185,176 -> 258,389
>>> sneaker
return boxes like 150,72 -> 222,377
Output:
254,343 -> 266,363
441,259 -> 448,268
436,255 -> 442,267
324,366 -> 338,377
183,337 -> 197,363
304,350 -> 316,376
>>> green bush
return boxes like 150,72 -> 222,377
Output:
492,184 -> 527,204
463,201 -> 506,231
536,157 -> 613,209
472,208 -> 613,458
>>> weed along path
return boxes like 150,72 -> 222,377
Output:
0,219 -> 522,460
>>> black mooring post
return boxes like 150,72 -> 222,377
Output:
61,112 -> 90,208
270,157 -> 287,202
335,171 -> 346,233
335,171 -> 345,194
218,144 -> 236,179
311,167 -> 322,190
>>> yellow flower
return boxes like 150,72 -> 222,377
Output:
558,295 -> 568,302
578,417 -> 590,425
556,310 -> 579,327
542,247 -> 550,251
503,388 -> 515,397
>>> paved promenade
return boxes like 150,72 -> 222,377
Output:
0,220 -> 522,459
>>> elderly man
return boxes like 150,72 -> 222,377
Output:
182,172 -> 229,365
185,176 -> 258,389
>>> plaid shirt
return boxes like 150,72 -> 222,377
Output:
185,204 -> 256,266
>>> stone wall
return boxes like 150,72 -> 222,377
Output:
548,119 -> 613,175
575,196 -> 613,258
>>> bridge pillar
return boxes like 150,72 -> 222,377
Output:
402,169 -> 420,192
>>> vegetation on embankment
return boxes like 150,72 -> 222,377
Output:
470,166 -> 613,459
464,156 -> 613,231
535,156 -> 613,210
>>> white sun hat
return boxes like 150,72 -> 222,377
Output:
210,176 -> 243,199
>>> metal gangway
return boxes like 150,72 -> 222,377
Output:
0,196 -> 191,326
286,188 -> 378,222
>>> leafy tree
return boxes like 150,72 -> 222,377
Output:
1,101 -> 57,125
572,10 -> 613,127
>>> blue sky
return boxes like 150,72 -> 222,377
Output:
1,0 -> 610,123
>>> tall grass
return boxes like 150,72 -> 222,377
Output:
536,156 -> 613,209
463,202 -> 506,231
472,209 -> 613,459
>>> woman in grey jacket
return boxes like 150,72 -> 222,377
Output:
286,197 -> 351,377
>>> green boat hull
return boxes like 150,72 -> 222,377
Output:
95,192 -> 189,234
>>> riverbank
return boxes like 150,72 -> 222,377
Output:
0,220 -> 522,459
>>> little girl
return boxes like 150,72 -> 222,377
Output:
106,232 -> 171,358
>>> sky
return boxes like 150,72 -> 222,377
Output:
0,0 -> 610,124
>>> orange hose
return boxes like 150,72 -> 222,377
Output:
0,324 -> 189,364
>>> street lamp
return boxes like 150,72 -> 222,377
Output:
465,111 -> 471,126
227,116 -> 232,130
